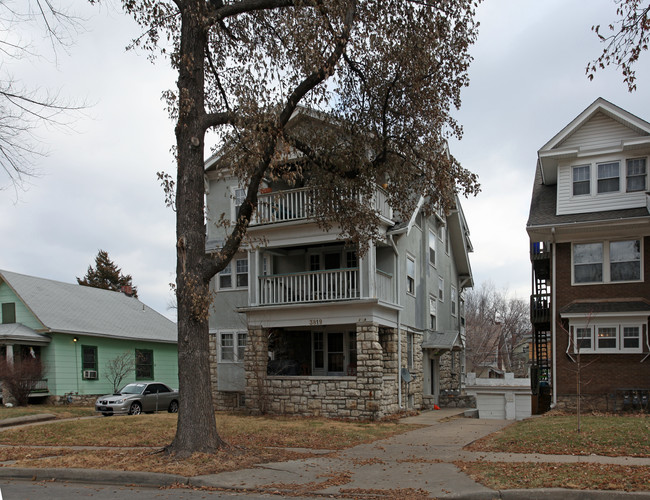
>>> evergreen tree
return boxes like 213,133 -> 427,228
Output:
77,250 -> 138,297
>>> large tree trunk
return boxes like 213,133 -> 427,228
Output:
168,1 -> 226,457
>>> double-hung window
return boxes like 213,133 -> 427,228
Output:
438,276 -> 444,301
626,158 -> 647,192
610,240 -> 641,282
233,187 -> 246,218
220,332 -> 247,362
623,326 -> 641,349
135,349 -> 154,380
219,257 -> 249,289
406,255 -> 416,295
429,295 -> 437,330
428,229 -> 437,267
1,303 -> 15,324
451,286 -> 458,317
576,327 -> 592,350
572,165 -> 590,196
597,161 -> 620,193
573,243 -> 603,283
82,345 -> 98,379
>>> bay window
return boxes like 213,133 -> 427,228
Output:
571,321 -> 643,353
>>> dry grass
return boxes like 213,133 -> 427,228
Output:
466,413 -> 650,457
0,411 -> 416,476
456,461 -> 650,492
0,405 -> 95,420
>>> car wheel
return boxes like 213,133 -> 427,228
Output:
128,402 -> 142,415
168,400 -> 179,413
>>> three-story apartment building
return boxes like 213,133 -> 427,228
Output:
205,110 -> 474,419
527,98 -> 650,412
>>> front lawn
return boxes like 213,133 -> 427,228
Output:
0,412 -> 416,476
0,405 -> 95,421
460,413 -> 650,492
466,414 -> 650,457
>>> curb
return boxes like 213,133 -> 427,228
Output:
0,414 -> 56,428
0,467 -> 188,488
0,469 -> 648,498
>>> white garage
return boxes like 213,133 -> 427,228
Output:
465,373 -> 532,420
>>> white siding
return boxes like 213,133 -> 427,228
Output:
556,159 -> 648,215
558,112 -> 646,150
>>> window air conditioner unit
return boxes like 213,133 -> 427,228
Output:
83,370 -> 98,380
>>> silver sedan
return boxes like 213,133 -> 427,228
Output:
95,382 -> 179,416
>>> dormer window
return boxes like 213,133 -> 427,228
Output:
572,165 -> 590,196
626,158 -> 647,192
597,161 -> 620,193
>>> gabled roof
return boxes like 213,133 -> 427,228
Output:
0,270 -> 176,343
0,323 -> 51,345
537,97 -> 650,185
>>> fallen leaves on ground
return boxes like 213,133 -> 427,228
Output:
455,461 -> 650,492
466,414 -> 650,457
0,446 -> 316,476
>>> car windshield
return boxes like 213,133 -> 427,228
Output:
119,383 -> 147,395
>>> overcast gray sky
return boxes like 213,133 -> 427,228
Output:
2,0 -> 650,320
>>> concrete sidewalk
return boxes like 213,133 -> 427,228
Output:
0,409 -> 648,498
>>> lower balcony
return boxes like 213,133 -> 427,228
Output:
258,268 -> 394,306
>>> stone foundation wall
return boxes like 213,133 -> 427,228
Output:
555,393 -> 620,413
439,351 -> 462,393
438,393 -> 475,408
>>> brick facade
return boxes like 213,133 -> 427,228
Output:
554,238 -> 650,405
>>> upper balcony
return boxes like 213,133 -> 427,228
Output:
251,185 -> 393,226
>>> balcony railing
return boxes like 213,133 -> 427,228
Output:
259,268 -> 360,305
530,293 -> 551,324
252,186 -> 392,225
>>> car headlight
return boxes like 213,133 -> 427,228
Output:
114,399 -> 124,404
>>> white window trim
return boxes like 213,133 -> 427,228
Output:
596,160 -> 621,194
217,330 -> 248,363
571,239 -> 643,285
570,320 -> 644,354
406,253 -> 416,297
451,285 -> 458,317
438,276 -> 444,302
571,164 -> 591,197
626,157 -> 647,192
218,254 -> 250,291
428,229 -> 437,268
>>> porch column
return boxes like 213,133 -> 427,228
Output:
244,326 -> 269,414
5,344 -> 13,368
356,322 -> 384,419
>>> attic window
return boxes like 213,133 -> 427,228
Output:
626,158 -> 647,192
1,303 -> 15,324
597,161 -> 620,193
572,165 -> 590,196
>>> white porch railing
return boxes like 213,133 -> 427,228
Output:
375,270 -> 394,303
259,268 -> 360,305
253,186 -> 392,225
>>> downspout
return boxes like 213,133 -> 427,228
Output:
388,234 -> 403,409
551,227 -> 557,408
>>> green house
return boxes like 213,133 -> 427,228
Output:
0,269 -> 178,401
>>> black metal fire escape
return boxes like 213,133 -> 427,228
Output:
530,242 -> 551,414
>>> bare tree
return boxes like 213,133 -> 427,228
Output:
0,356 -> 45,406
104,352 -> 135,393
0,0 -> 82,190
465,282 -> 531,377
108,0 -> 482,457
587,0 -> 650,91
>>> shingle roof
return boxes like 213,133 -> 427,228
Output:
421,330 -> 462,350
559,300 -> 650,315
0,323 -> 51,344
0,270 -> 176,343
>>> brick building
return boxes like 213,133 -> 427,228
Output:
527,98 -> 650,412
